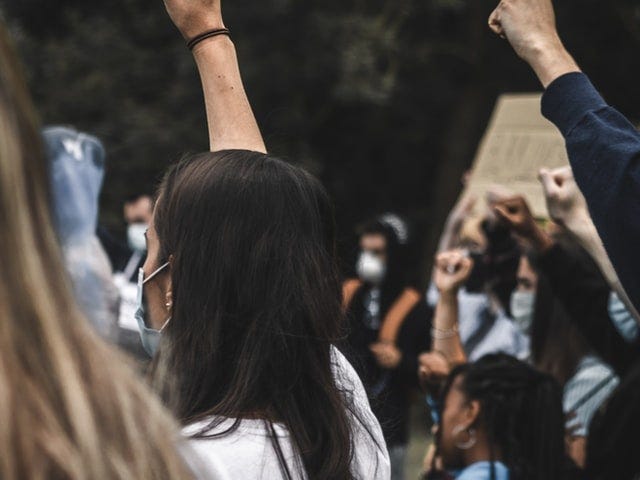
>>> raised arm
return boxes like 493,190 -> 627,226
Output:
494,194 -> 640,376
436,194 -> 477,254
163,0 -> 266,153
489,0 -> 640,311
539,167 -> 640,324
488,0 -> 579,88
431,250 -> 472,365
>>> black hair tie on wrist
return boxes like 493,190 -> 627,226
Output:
187,28 -> 230,51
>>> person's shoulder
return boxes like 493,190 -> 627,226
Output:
572,355 -> 618,383
564,355 -> 619,403
184,418 -> 292,478
180,439 -> 233,480
457,461 -> 509,480
331,345 -> 363,392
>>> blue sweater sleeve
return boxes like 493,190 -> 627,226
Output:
542,72 -> 640,311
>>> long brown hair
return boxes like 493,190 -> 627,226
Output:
0,22 -> 192,479
152,151 -> 383,479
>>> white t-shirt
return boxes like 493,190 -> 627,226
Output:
183,347 -> 390,479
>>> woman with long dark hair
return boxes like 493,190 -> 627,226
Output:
493,195 -> 623,468
136,0 -> 389,478
516,251 -> 618,468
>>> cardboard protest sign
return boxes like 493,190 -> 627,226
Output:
463,93 -> 569,218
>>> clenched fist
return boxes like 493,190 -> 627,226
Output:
163,0 -> 224,39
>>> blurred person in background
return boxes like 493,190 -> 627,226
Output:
44,125 -> 120,341
425,233 -> 620,470
342,214 -> 432,480
99,193 -> 154,358
513,247 -> 618,469
136,0 -> 391,478
492,191 -> 640,474
493,195 -> 639,377
0,18 -> 201,480
99,193 -> 154,280
585,363 -> 640,479
428,194 -> 528,362
425,354 -> 568,480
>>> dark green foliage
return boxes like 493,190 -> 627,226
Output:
2,0 -> 639,283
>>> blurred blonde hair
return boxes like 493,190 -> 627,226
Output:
0,23 -> 192,479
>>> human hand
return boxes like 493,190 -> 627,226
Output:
370,342 -> 402,369
434,250 -> 474,295
163,0 -> 224,40
418,351 -> 451,385
539,167 -> 589,230
493,195 -> 554,252
492,195 -> 538,238
488,0 -> 561,62
488,0 -> 580,87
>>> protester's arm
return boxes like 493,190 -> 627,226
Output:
431,251 -> 471,365
437,194 -> 477,253
495,195 -> 640,376
540,167 -> 640,324
488,0 -> 580,88
490,0 -> 640,312
393,304 -> 433,386
536,244 -> 639,376
162,0 -> 266,153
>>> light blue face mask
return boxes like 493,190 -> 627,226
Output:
510,290 -> 535,335
135,262 -> 170,357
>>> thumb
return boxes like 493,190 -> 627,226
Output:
539,168 -> 560,196
461,256 -> 474,275
493,204 -> 512,224
488,8 -> 504,36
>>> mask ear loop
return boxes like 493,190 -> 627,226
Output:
158,316 -> 171,332
142,261 -> 170,285
138,262 -> 172,331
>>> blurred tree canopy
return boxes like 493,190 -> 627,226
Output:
2,0 -> 640,283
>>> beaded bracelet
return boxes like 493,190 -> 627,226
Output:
431,325 -> 459,339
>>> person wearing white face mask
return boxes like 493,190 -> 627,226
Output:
342,214 -> 432,480
97,193 -> 155,358
99,194 -> 154,277
494,193 -> 622,469
510,255 -> 537,337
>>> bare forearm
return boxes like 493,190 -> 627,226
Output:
527,40 -> 581,89
432,292 -> 467,365
437,219 -> 461,254
193,36 -> 266,153
571,218 -> 617,284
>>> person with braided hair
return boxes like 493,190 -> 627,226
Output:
431,354 -> 569,480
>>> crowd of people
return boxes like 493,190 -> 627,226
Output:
1,0 -> 639,478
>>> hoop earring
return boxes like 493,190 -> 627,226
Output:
452,424 -> 477,450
